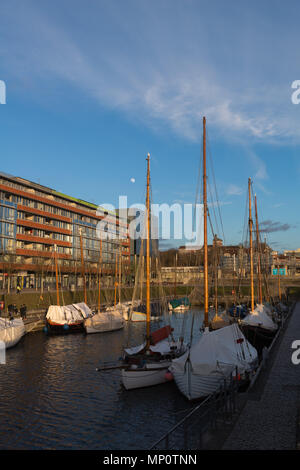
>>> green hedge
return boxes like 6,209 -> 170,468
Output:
1,288 -> 133,312
0,282 -> 292,312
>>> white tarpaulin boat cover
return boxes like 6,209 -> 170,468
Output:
0,318 -> 26,348
241,305 -> 277,332
256,303 -> 274,317
149,338 -> 185,355
125,338 -> 186,356
46,303 -> 91,324
124,342 -> 146,355
84,309 -> 124,333
171,324 -> 258,376
72,303 -> 92,318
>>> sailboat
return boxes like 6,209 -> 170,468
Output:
0,317 -> 25,349
168,298 -> 191,312
106,245 -> 134,321
239,182 -> 277,351
85,308 -> 124,334
121,154 -> 186,390
170,117 -> 258,400
129,301 -> 163,322
210,308 -> 231,330
84,239 -> 124,333
128,252 -> 163,322
168,254 -> 190,312
45,244 -> 90,333
210,238 -> 230,330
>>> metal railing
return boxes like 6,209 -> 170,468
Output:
149,371 -> 238,450
149,301 -> 294,450
247,301 -> 295,391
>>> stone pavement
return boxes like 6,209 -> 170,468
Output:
223,302 -> 300,450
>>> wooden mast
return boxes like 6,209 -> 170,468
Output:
98,239 -> 102,313
254,194 -> 263,304
118,243 -> 122,304
79,231 -> 87,304
174,252 -> 177,297
140,255 -> 144,301
114,249 -> 118,307
203,117 -> 209,328
248,178 -> 254,312
214,241 -> 218,314
146,153 -> 151,349
54,244 -> 60,305
278,263 -> 281,301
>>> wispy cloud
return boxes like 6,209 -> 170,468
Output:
260,220 -> 294,233
1,1 -> 300,144
208,201 -> 232,208
243,149 -> 271,194
226,184 -> 243,196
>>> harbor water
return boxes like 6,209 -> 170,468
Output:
0,308 -> 205,450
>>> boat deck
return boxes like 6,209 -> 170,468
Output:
222,301 -> 300,450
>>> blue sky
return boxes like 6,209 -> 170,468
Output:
0,0 -> 300,251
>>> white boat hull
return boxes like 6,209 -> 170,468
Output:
130,311 -> 160,322
121,360 -> 171,390
123,311 -> 129,321
168,303 -> 189,312
84,311 -> 124,334
173,305 -> 189,312
106,304 -> 130,321
85,322 -> 124,334
170,325 -> 258,400
0,318 -> 26,349
172,366 -> 230,400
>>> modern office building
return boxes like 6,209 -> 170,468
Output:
0,172 -> 130,290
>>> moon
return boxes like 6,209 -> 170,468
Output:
130,177 -> 136,183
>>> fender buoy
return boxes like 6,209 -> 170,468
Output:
63,324 -> 69,331
165,371 -> 173,381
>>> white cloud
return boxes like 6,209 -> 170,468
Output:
226,184 -> 243,196
208,201 -> 232,207
1,1 -> 300,144
242,149 -> 271,195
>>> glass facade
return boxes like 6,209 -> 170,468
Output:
0,198 -> 17,254
0,174 -> 130,289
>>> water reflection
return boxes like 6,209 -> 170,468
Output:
0,308 -> 204,449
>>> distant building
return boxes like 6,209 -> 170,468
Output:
284,248 -> 300,254
160,239 -> 274,280
272,249 -> 300,276
116,208 -> 159,261
160,266 -> 203,284
0,172 -> 130,290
